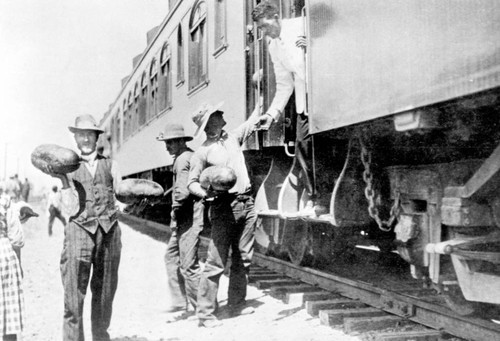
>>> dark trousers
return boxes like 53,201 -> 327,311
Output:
48,206 -> 66,236
60,223 -> 121,341
165,200 -> 203,310
196,195 -> 256,321
293,113 -> 315,198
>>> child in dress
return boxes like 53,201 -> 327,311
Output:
0,191 -> 27,340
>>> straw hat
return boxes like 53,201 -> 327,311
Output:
156,123 -> 193,141
68,114 -> 104,134
191,101 -> 224,137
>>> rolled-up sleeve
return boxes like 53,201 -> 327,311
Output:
268,44 -> 294,120
187,150 -> 207,199
233,106 -> 261,145
7,208 -> 24,249
111,160 -> 122,190
60,185 -> 80,218
173,153 -> 192,208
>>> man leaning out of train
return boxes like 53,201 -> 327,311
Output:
187,101 -> 261,328
157,122 -> 204,323
253,1 -> 327,217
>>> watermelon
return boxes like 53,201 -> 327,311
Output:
200,166 -> 237,192
31,144 -> 80,174
115,178 -> 164,204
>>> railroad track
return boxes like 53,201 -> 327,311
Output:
250,254 -> 500,341
120,213 -> 500,341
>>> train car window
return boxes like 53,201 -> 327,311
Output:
141,71 -> 148,91
160,43 -> 172,111
139,72 -> 148,126
188,0 -> 208,92
122,99 -> 128,139
133,83 -> 139,130
127,91 -> 135,133
133,82 -> 139,100
177,24 -> 184,85
149,58 -> 159,119
213,0 -> 227,56
115,110 -> 121,148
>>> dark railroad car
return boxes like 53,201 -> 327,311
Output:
99,0 -> 500,316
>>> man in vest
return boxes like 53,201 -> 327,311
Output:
47,114 -> 122,341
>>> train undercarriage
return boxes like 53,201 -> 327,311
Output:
253,89 -> 500,316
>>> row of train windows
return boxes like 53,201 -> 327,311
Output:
109,0 -> 226,148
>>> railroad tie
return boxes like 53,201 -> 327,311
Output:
284,291 -> 341,306
306,299 -> 367,316
255,278 -> 303,290
319,307 -> 386,326
374,330 -> 441,341
269,284 -> 324,300
343,315 -> 414,334
248,273 -> 288,283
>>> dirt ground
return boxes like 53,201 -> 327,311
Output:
19,200 -> 361,341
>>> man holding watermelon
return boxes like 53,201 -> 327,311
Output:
187,102 -> 260,328
42,114 -> 122,341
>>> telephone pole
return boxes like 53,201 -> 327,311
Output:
3,143 -> 7,181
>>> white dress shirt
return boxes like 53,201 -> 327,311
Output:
267,17 -> 307,120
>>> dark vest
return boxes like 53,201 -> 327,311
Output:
68,155 -> 117,234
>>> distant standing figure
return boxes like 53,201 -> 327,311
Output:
20,178 -> 30,202
5,175 -> 20,202
47,185 -> 66,236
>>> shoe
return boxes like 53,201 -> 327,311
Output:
165,305 -> 186,313
198,319 -> 223,328
314,205 -> 329,216
165,310 -> 194,323
297,201 -> 328,218
187,314 -> 198,322
228,305 -> 255,317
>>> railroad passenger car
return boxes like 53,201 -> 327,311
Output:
99,0 -> 500,316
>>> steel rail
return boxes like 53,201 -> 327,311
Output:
253,253 -> 500,341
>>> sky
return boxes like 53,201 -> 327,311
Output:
0,0 -> 170,194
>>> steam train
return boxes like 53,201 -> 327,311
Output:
98,0 -> 500,316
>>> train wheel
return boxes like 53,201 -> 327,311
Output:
442,285 -> 479,316
284,220 -> 312,266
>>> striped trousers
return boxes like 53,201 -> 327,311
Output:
60,222 -> 121,341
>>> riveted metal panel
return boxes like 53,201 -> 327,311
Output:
306,0 -> 500,134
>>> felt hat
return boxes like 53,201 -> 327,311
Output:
156,123 -> 193,141
191,101 -> 224,137
68,114 -> 104,134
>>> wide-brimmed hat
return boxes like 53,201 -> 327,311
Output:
191,101 -> 224,137
156,123 -> 193,141
68,114 -> 104,134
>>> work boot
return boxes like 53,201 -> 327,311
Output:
229,305 -> 255,317
198,319 -> 222,328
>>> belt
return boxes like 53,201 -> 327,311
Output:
212,191 -> 252,203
